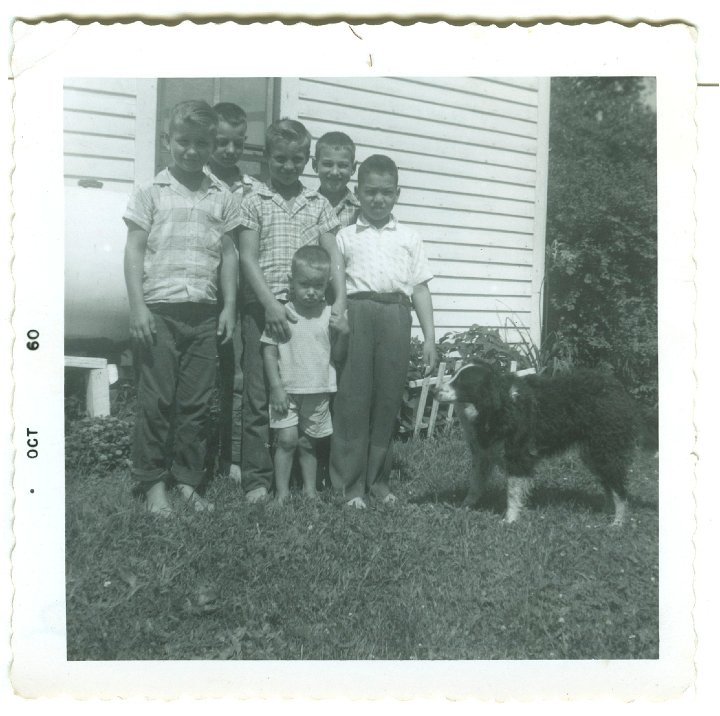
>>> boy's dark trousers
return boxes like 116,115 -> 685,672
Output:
329,295 -> 412,500
131,303 -> 218,489
218,306 -> 243,472
240,302 -> 275,494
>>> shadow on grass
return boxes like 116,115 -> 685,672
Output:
411,481 -> 656,515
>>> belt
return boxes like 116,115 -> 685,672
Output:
349,291 -> 411,307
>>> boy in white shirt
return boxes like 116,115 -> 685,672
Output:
331,154 -> 437,508
261,246 -> 344,502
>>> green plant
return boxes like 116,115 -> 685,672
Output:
65,415 -> 133,474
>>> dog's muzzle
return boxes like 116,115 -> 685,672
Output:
433,380 -> 458,403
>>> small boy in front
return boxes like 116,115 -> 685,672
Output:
261,246 -> 341,502
237,118 -> 346,503
123,100 -> 242,515
209,102 -> 263,486
331,154 -> 437,508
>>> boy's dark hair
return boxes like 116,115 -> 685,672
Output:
265,118 -> 312,155
291,245 -> 331,276
213,102 -> 248,128
168,100 -> 218,135
358,154 -> 399,186
315,131 -> 356,161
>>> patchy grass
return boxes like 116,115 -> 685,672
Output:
66,424 -> 658,661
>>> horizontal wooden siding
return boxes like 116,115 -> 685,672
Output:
295,77 -> 548,347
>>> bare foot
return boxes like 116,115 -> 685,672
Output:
246,486 -> 269,504
275,490 -> 290,504
228,464 -> 242,487
145,481 -> 172,517
176,483 -> 215,513
302,488 -> 319,500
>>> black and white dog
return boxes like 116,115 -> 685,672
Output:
433,361 -> 638,526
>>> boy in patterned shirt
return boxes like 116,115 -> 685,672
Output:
237,118 -> 347,503
209,102 -> 262,487
123,100 -> 242,515
331,154 -> 437,508
312,131 -> 360,228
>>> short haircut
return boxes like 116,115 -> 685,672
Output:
168,100 -> 218,135
213,102 -> 248,128
358,154 -> 399,186
291,245 -> 331,276
265,118 -> 312,155
315,131 -> 356,161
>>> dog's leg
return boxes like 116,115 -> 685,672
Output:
459,404 -> 486,507
503,476 -> 532,523
606,488 -> 628,527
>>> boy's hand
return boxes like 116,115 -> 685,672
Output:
269,386 -> 289,416
423,341 -> 438,376
217,306 -> 235,345
265,299 -> 297,342
129,305 -> 156,349
330,308 -> 349,335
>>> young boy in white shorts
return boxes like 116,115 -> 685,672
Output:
261,245 -> 344,502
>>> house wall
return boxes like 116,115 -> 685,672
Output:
63,77 -> 549,347
284,77 -> 550,347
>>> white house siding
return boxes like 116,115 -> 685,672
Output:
64,79 -> 157,341
285,77 -> 550,348
64,78 -> 157,191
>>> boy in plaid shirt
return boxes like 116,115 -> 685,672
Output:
123,100 -> 242,515
237,118 -> 347,503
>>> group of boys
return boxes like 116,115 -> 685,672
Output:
123,99 -> 437,516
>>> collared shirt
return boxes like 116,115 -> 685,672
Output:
337,214 -> 434,298
331,188 -> 361,229
237,182 -> 341,303
124,168 -> 243,304
205,165 -> 263,202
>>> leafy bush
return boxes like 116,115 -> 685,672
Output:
65,415 -> 133,474
546,77 -> 657,415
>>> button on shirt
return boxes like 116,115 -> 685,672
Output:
237,182 -> 340,303
337,215 -> 434,297
124,168 -> 243,304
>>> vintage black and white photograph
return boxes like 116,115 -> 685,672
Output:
9,21 -> 698,700
60,73 -> 660,663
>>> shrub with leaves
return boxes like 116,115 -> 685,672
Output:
65,415 -> 133,474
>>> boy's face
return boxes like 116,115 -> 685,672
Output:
211,119 -> 247,169
312,146 -> 357,197
356,171 -> 400,226
267,139 -> 310,187
166,122 -> 216,175
289,262 -> 329,311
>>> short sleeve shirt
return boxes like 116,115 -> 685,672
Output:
124,168 -> 243,304
260,304 -> 337,394
336,214 -> 434,297
333,188 -> 361,229
237,182 -> 341,303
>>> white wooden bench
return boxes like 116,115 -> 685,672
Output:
64,356 -> 119,417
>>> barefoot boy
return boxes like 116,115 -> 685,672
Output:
330,154 -> 437,508
237,118 -> 346,503
261,246 -> 342,502
123,100 -> 242,515
209,102 -> 263,487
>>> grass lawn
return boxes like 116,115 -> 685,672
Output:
65,417 -> 659,661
